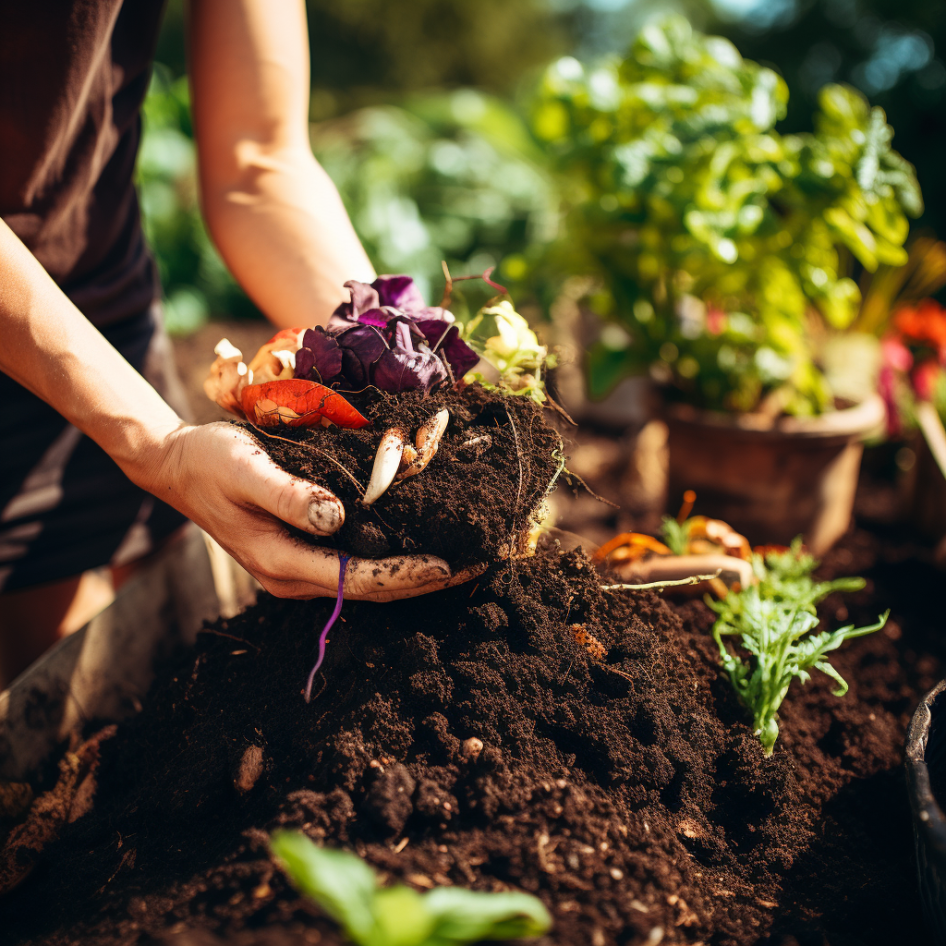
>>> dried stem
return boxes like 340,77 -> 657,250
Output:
440,260 -> 454,308
439,260 -> 508,308
504,403 -> 525,569
601,571 -> 722,592
544,394 -> 578,426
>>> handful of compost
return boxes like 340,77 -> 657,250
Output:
203,274 -> 556,511
203,275 -> 563,698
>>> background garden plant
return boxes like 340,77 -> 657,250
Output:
532,16 -> 922,416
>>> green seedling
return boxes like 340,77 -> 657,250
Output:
270,831 -> 552,946
708,540 -> 888,755
659,515 -> 690,557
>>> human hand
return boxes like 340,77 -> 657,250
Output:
145,422 -> 482,601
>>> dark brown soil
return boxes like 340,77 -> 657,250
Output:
250,386 -> 562,568
0,501 -> 940,946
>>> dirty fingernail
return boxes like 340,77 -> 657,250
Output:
308,499 -> 344,535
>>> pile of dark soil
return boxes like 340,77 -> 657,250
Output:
0,513 -> 939,946
252,386 -> 562,568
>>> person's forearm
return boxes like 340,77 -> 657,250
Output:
200,144 -> 374,329
189,0 -> 374,330
0,220 -> 183,490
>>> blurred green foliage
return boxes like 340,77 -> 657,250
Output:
532,16 -> 921,414
710,0 -> 946,255
154,0 -> 562,118
142,0 -> 562,333
137,74 -> 558,333
311,92 -> 558,304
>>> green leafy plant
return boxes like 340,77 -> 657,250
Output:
708,542 -> 888,755
533,15 -> 922,416
744,538 -> 867,611
270,831 -> 552,946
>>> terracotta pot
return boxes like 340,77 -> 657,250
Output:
664,395 -> 885,555
905,678 -> 946,942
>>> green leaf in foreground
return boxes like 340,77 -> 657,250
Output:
270,831 -> 552,946
270,831 -> 380,942
424,886 -> 552,943
708,542 -> 888,755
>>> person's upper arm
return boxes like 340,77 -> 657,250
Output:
188,0 -> 312,200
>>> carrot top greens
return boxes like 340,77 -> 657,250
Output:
708,540 -> 888,756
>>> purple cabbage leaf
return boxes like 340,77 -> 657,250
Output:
294,276 -> 478,393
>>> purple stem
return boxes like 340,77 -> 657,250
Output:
304,554 -> 351,703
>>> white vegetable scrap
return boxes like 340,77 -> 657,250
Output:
362,427 -> 407,505
396,409 -> 449,482
203,338 -> 251,416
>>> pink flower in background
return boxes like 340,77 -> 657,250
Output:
879,337 -> 913,437
706,305 -> 727,335
878,300 -> 946,434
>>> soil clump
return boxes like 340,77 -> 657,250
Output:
250,386 -> 562,568
0,511 -> 936,945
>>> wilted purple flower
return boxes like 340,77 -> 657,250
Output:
295,276 -> 478,393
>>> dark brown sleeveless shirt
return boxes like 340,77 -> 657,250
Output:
0,0 -> 166,327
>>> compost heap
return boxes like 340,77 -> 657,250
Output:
0,423 -> 929,946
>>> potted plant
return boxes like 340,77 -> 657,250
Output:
531,16 -> 921,552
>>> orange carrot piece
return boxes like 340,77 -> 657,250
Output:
241,379 -> 370,429
592,532 -> 672,563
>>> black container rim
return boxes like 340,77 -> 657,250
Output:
906,678 -> 946,862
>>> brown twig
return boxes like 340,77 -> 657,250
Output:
563,467 -> 619,509
439,260 -> 508,308
543,393 -> 577,426
440,260 -> 454,308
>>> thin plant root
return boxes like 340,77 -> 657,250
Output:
601,571 -> 722,592
563,466 -> 619,509
249,424 -> 366,496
